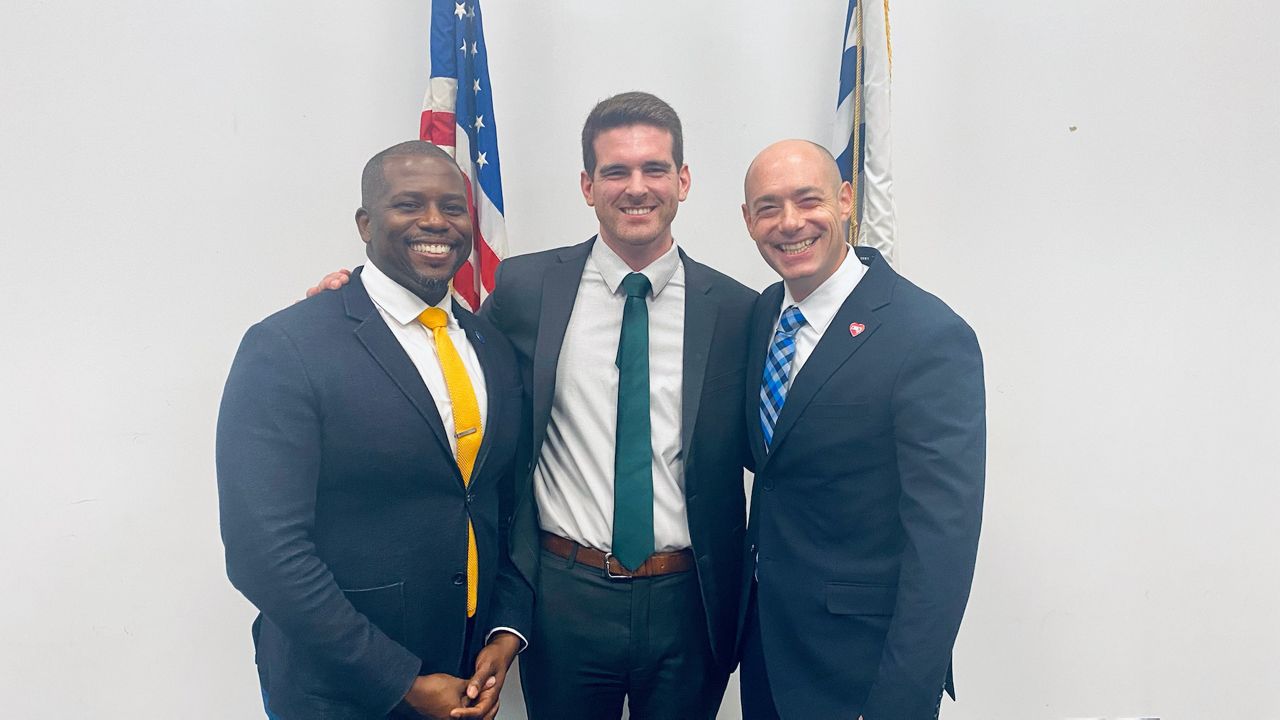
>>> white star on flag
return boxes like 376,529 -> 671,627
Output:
475,152 -> 488,168
454,2 -> 465,19
474,115 -> 485,130
470,41 -> 478,55
473,79 -> 481,93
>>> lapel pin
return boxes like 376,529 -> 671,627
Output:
473,330 -> 485,344
848,322 -> 866,338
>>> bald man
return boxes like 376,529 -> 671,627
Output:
736,140 -> 986,719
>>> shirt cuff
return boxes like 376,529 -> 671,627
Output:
485,626 -> 528,653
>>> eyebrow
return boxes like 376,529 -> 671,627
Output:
599,160 -> 673,174
388,191 -> 467,202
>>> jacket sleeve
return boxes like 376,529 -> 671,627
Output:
478,260 -> 537,642
216,320 -> 421,713
862,317 -> 986,720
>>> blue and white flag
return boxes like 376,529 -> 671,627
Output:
834,0 -> 897,266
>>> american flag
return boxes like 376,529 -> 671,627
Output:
834,0 -> 897,266
421,0 -> 507,310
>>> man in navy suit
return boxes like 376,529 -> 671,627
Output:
217,141 -> 527,719
737,139 -> 986,719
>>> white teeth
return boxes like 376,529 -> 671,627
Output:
779,238 -> 817,254
410,242 -> 451,255
622,207 -> 653,215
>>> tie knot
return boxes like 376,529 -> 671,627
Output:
778,305 -> 806,334
621,272 -> 651,299
418,307 -> 449,330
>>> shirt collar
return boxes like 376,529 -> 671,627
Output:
781,246 -> 867,334
361,261 -> 457,328
590,236 -> 682,298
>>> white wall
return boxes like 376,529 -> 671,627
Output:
2,1 -> 1277,717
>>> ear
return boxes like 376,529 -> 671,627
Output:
741,202 -> 751,229
677,164 -> 691,202
838,181 -> 854,223
580,170 -> 595,207
355,208 -> 372,244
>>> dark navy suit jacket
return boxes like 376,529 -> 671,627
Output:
480,237 -> 757,673
740,247 -> 986,719
217,268 -> 528,719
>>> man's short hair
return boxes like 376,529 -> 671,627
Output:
360,140 -> 460,209
581,91 -> 684,175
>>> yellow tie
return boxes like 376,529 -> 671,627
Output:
418,307 -> 483,618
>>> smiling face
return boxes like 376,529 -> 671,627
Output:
742,140 -> 854,301
356,153 -> 473,305
581,124 -> 691,270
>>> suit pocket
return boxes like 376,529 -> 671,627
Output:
825,581 -> 897,616
341,581 -> 406,642
803,402 -> 870,420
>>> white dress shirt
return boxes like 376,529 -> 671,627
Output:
361,262 -> 488,453
777,247 -> 868,392
534,239 -> 692,553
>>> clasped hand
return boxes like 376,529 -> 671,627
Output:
401,632 -> 521,720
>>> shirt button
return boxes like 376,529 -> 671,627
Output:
452,573 -> 465,586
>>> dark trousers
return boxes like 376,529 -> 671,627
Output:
519,548 -> 727,720
739,582 -> 781,720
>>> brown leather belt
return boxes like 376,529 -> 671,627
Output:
540,532 -> 695,579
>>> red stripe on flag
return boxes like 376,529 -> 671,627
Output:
476,233 -> 500,292
451,173 -> 483,310
419,110 -> 457,145
453,259 -> 480,310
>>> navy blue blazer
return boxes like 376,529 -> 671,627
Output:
739,247 -> 986,719
217,268 -> 527,719
480,237 -> 757,672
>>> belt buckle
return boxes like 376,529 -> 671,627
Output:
603,553 -> 634,581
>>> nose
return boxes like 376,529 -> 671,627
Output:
624,170 -> 648,198
779,202 -> 804,233
416,205 -> 449,231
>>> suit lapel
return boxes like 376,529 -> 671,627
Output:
762,248 -> 896,465
747,283 -> 784,470
454,304 -> 499,485
345,271 -> 458,474
678,252 -> 717,492
530,240 -> 592,458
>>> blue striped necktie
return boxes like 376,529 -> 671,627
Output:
759,305 -> 807,449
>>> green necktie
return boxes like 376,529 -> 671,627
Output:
612,271 -> 654,571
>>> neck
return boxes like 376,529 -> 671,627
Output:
598,232 -> 673,272
415,287 -> 449,306
785,244 -> 847,302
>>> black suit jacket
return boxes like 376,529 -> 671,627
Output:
480,237 -> 757,671
740,247 -> 986,719
217,268 -> 526,719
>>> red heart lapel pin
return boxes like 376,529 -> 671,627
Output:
849,322 -> 866,338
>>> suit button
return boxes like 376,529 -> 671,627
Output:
465,492 -> 474,504
762,481 -> 774,491
452,573 -> 465,586
749,544 -> 757,555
